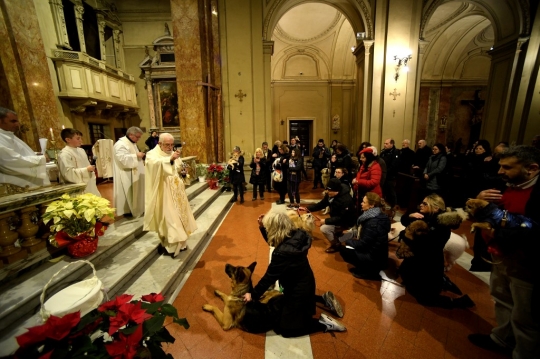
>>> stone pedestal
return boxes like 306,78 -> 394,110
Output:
0,212 -> 27,264
18,206 -> 46,254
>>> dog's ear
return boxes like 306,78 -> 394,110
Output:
248,261 -> 257,273
235,268 -> 246,282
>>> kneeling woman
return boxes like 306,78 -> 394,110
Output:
338,192 -> 390,280
243,210 -> 346,337
399,194 -> 474,309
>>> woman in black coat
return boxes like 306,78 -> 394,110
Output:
399,194 -> 474,309
287,148 -> 303,207
338,192 -> 390,280
243,210 -> 346,337
273,144 -> 290,205
422,143 -> 447,199
249,148 -> 267,200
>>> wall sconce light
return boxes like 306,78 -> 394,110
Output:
356,32 -> 366,40
280,119 -> 285,126
439,115 -> 447,132
393,54 -> 412,82
211,5 -> 218,16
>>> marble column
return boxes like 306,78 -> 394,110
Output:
97,14 -> 107,62
171,0 -> 221,164
48,0 -> 72,49
74,1 -> 87,54
0,0 -> 62,151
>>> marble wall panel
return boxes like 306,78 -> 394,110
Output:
3,0 -> 61,149
172,0 -> 212,163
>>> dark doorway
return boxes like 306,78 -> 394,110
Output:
289,120 -> 312,156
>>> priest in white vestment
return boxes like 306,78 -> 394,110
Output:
57,128 -> 100,196
113,127 -> 145,217
0,108 -> 50,188
144,133 -> 197,257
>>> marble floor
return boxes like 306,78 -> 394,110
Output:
99,181 -> 503,359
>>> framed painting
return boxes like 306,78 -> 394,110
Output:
157,81 -> 179,128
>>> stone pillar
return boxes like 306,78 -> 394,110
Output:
48,0 -> 72,49
146,76 -> 156,129
113,29 -> 122,69
171,0 -> 220,163
361,40 -> 374,143
262,40 -> 274,146
481,39 -> 528,145
74,2 -> 87,53
412,40 -> 429,143
97,14 -> 107,62
0,0 -> 62,150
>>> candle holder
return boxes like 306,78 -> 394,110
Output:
49,140 -> 59,163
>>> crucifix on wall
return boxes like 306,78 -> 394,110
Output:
235,90 -> 247,102
461,89 -> 485,146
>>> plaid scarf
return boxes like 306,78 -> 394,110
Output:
357,207 -> 381,225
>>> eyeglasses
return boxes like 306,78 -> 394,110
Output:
161,143 -> 174,148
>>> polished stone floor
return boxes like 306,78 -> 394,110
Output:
118,180 -> 504,359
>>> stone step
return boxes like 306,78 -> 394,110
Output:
0,182 -> 233,357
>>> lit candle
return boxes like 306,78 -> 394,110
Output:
49,128 -> 54,138
62,125 -> 65,129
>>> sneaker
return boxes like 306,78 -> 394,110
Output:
468,334 -> 512,355
319,313 -> 346,332
322,291 -> 343,318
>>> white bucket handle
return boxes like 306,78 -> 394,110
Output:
39,260 -> 98,321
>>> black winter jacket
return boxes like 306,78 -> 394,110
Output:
307,183 -> 356,227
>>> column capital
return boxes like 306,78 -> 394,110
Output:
263,40 -> 274,55
418,40 -> 430,55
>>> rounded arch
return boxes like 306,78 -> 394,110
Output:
263,0 -> 373,41
420,0 -> 529,45
273,46 -> 330,80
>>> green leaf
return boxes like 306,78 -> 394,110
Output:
142,315 -> 165,336
141,301 -> 163,314
63,209 -> 76,219
120,324 -> 139,335
173,317 -> 190,329
160,304 -> 179,317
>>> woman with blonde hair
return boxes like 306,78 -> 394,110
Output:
338,192 -> 390,280
244,210 -> 346,337
249,147 -> 267,200
399,194 -> 473,309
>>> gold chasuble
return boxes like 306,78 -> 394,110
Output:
144,146 -> 198,257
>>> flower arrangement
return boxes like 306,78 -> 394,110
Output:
206,163 -> 229,189
42,193 -> 116,257
15,292 -> 189,359
195,163 -> 208,178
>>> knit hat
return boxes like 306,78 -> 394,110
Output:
326,178 -> 342,192
359,147 -> 373,155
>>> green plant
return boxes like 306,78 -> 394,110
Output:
42,193 -> 115,239
15,293 -> 189,359
195,163 -> 208,178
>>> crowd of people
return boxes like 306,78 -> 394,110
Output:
1,105 -> 539,356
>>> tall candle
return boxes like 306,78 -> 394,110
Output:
49,128 -> 54,139
62,125 -> 65,129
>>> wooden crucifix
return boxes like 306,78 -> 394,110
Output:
389,88 -> 401,100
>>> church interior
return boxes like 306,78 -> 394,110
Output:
0,0 -> 539,358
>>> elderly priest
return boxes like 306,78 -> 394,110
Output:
0,107 -> 50,188
144,133 -> 197,257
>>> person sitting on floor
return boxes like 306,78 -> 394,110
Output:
243,210 -> 346,337
337,192 -> 390,281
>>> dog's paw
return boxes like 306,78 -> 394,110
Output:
202,304 -> 214,312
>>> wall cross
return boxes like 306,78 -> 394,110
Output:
235,90 -> 247,102
389,88 -> 401,101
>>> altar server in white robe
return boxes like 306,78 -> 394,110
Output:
0,107 -> 50,188
144,133 -> 197,257
57,128 -> 100,196
113,127 -> 145,217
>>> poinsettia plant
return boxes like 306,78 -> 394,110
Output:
15,293 -> 189,359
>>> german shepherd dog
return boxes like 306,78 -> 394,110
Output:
202,262 -> 283,333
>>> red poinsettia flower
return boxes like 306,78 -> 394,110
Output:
141,293 -> 165,303
108,301 -> 152,335
46,312 -> 81,341
99,294 -> 134,312
105,323 -> 143,359
16,312 -> 81,347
